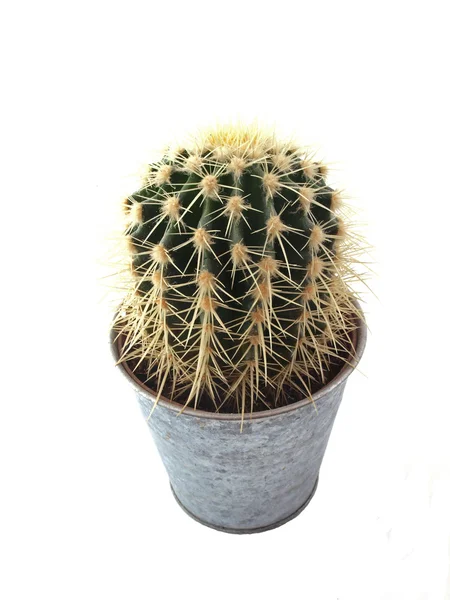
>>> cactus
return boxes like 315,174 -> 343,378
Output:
114,124 -> 363,415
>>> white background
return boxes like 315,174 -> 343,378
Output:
1,1 -> 450,599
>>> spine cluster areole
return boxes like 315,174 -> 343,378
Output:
114,125 -> 363,415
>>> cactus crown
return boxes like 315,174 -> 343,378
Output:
114,124 -> 363,415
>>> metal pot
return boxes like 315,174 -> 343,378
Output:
111,311 -> 366,533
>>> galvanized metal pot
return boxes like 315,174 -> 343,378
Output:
111,313 -> 366,534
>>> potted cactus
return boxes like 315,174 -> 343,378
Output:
111,124 -> 367,533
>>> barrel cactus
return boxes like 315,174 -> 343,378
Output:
114,124 -> 362,415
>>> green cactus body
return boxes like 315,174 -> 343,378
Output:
116,125 -> 359,413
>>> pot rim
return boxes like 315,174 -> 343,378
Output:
110,302 -> 366,421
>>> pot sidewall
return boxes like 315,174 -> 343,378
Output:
112,314 -> 366,531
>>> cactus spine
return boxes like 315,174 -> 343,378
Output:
115,125 -> 361,414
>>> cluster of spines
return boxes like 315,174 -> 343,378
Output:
115,126 -> 362,416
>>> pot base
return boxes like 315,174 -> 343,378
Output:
170,477 -> 319,534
